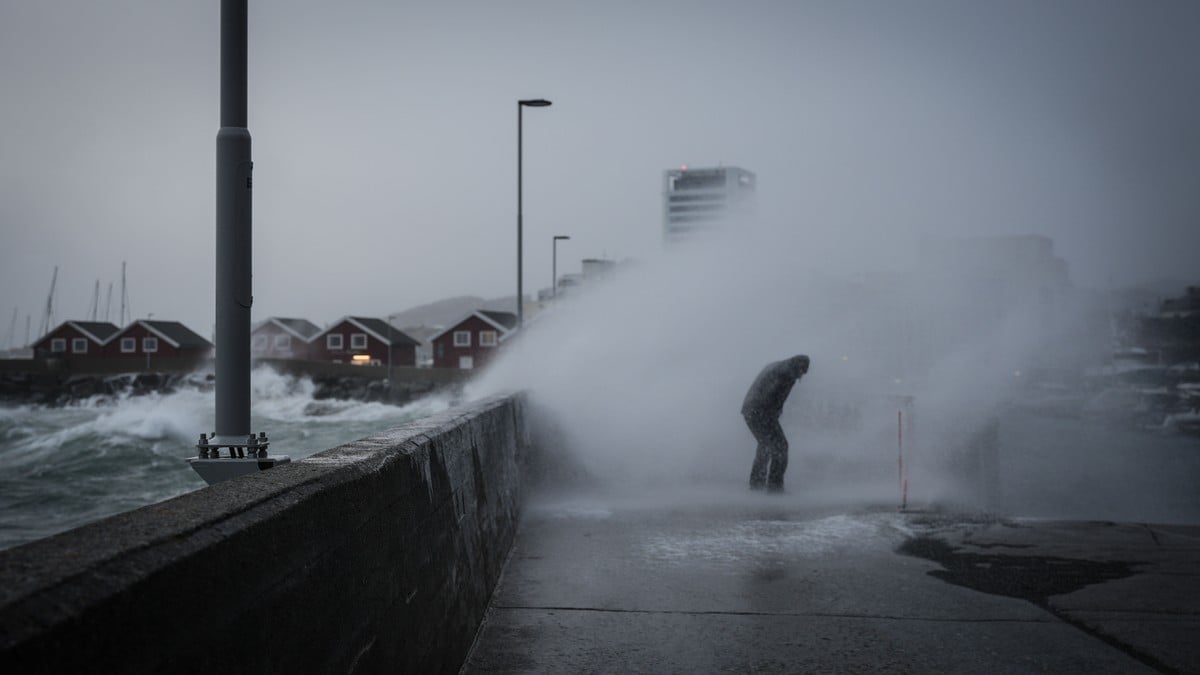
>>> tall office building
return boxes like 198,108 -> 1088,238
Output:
662,165 -> 755,244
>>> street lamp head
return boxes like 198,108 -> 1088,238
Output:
554,235 -> 571,241
519,98 -> 553,107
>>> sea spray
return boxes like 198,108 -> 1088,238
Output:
467,223 -> 1106,512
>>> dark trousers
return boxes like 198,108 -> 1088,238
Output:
745,411 -> 788,488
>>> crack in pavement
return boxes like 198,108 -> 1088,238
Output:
491,604 -> 1054,623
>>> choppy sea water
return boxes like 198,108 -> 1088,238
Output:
0,367 -> 450,551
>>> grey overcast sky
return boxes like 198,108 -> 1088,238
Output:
2,0 -> 1198,338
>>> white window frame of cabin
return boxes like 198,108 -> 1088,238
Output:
50,338 -> 67,352
479,330 -> 498,347
72,338 -> 88,353
252,335 -> 268,351
350,333 -> 368,350
120,337 -> 136,353
274,334 -> 291,350
327,334 -> 343,350
143,337 -> 158,353
453,331 -> 471,347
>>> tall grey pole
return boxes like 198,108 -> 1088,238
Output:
215,0 -> 252,445
192,0 -> 284,482
516,99 -> 552,326
515,98 -> 551,329
517,103 -> 523,329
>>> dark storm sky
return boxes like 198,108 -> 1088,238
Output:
2,0 -> 1197,336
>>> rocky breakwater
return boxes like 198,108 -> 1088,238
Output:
0,372 -> 214,407
0,370 -> 456,409
307,375 -> 452,410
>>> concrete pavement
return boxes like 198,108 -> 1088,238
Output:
463,489 -> 1200,673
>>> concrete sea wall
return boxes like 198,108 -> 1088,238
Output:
0,393 -> 529,674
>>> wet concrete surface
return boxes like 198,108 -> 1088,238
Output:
463,491 -> 1199,673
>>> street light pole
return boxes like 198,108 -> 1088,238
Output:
552,235 -> 570,299
386,313 -> 399,393
189,0 -> 288,484
215,0 -> 252,448
517,98 -> 551,329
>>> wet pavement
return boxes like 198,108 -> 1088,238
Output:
463,490 -> 1200,673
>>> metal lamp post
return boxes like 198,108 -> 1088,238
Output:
386,313 -> 400,393
517,98 -> 552,329
214,0 -> 252,451
190,0 -> 287,484
552,235 -> 570,299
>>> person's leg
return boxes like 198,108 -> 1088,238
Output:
745,413 -> 770,489
764,417 -> 789,490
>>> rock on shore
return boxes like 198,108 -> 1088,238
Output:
0,371 -> 451,408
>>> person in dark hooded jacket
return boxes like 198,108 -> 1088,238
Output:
742,355 -> 809,491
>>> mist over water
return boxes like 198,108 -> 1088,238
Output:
0,367 -> 451,550
472,222 -> 1200,523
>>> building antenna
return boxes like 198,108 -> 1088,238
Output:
39,266 -> 58,338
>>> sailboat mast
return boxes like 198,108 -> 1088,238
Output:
39,266 -> 57,338
120,261 -> 130,325
4,307 -> 16,350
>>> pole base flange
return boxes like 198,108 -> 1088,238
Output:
187,455 -> 291,486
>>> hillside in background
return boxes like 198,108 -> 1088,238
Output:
388,295 -> 520,331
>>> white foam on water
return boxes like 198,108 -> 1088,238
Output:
0,366 -> 459,550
